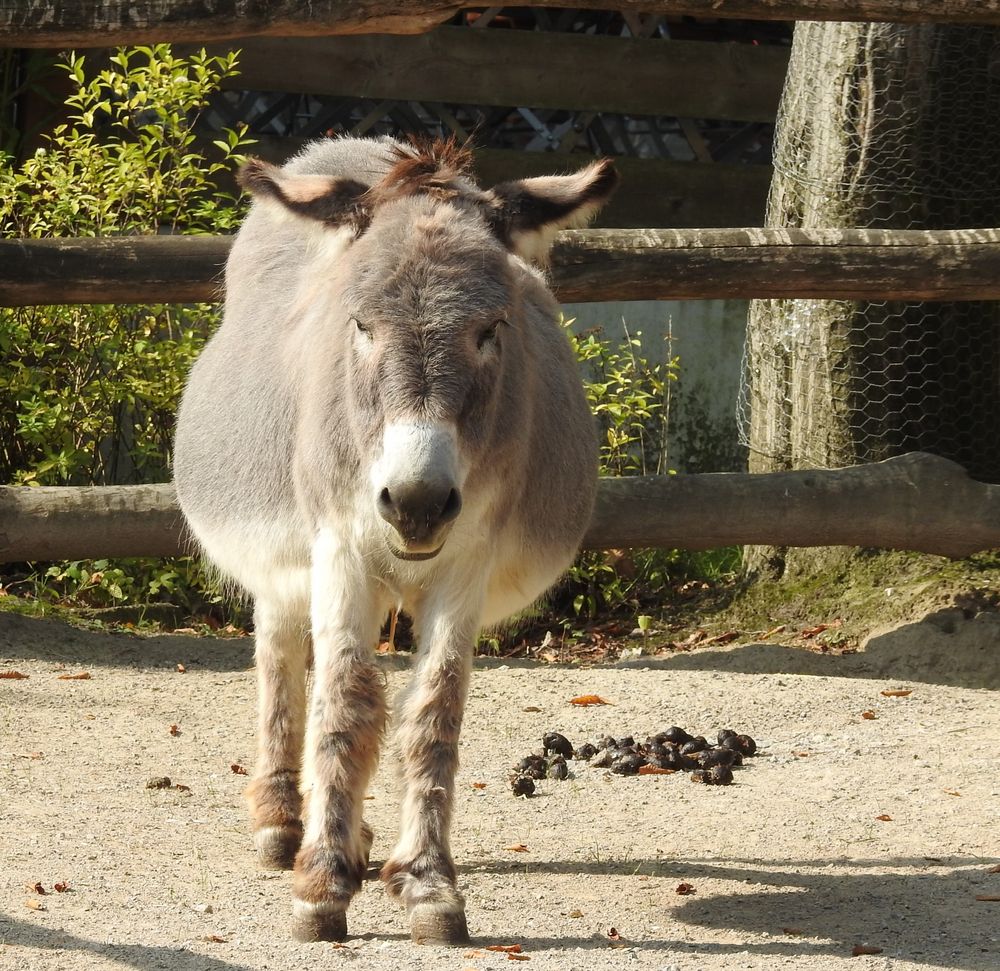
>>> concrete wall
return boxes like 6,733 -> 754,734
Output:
561,299 -> 749,474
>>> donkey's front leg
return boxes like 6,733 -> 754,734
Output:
291,533 -> 388,943
245,597 -> 309,869
381,592 -> 481,945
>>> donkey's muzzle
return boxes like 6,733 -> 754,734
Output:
377,480 -> 462,554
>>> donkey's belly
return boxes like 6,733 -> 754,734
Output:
480,541 -> 578,629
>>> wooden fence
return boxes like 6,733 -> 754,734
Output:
3,1 -> 1000,562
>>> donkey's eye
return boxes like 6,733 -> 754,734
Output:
477,320 -> 503,350
351,317 -> 372,340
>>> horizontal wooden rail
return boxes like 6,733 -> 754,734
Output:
1,454 -> 996,562
5,227 -> 1000,306
4,2 -> 1000,48
199,30 -> 788,123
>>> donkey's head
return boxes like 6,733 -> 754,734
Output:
239,139 -> 616,561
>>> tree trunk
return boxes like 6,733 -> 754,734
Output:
744,21 -> 1000,579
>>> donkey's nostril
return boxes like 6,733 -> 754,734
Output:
440,487 -> 462,525
377,487 -> 394,516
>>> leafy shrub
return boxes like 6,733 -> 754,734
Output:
0,45 -> 251,486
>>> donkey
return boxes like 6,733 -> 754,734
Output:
173,135 -> 617,945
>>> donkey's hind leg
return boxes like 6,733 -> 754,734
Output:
381,592 -> 480,945
246,595 -> 310,869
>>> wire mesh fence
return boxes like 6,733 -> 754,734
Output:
739,22 -> 1000,483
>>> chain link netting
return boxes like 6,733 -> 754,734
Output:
738,23 -> 1000,482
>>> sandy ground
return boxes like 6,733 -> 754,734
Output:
1,608 -> 998,971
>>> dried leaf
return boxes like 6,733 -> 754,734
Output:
508,955 -> 530,962
880,689 -> 912,698
761,625 -> 786,639
24,898 -> 46,911
943,790 -> 961,797
702,630 -> 740,645
568,909 -> 583,918
169,724 -> 181,736
802,620 -> 841,639
875,814 -> 893,822
57,671 -> 91,680
851,945 -> 883,956
675,882 -> 696,895
463,950 -> 486,958
53,881 -> 70,893
24,882 -> 46,895
522,706 -> 542,713
638,764 -> 676,775
230,763 -> 248,775
174,783 -> 192,793
975,895 -> 1000,902
471,782 -> 487,790
486,944 -> 522,953
1,670 -> 29,679
569,695 -> 610,706
200,935 -> 228,943
792,751 -> 812,758
782,927 -> 805,936
989,864 -> 1000,873
505,843 -> 529,853
861,711 -> 877,720
176,663 -> 186,673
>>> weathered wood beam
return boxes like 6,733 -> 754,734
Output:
200,30 -> 788,123
4,2 -> 1000,48
5,227 -> 1000,307
1,454 -> 996,562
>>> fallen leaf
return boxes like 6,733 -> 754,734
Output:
975,895 -> 1000,902
522,706 -> 542,713
1,670 -> 29,679
169,724 -> 181,736
57,671 -> 91,680
702,630 -> 740,645
782,927 -> 805,936
875,814 -> 893,822
761,624 -> 786,639
792,751 -> 812,758
508,955 -> 530,962
505,843 -> 529,853
943,790 -> 961,797
24,882 -> 46,895
200,935 -> 228,943
675,882 -> 696,895
471,782 -> 487,790
861,711 -> 877,720
851,945 -> 883,956
638,764 -> 676,775
880,689 -> 912,698
486,944 -> 523,953
989,864 -> 1000,873
568,909 -> 583,918
802,620 -> 841,639
569,695 -> 610,706
174,783 -> 192,793
53,882 -> 70,893
176,663 -> 186,673
230,763 -> 248,775
25,898 -> 46,911
463,950 -> 486,958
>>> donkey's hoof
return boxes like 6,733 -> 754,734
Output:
291,902 -> 348,943
410,904 -> 470,946
254,824 -> 302,870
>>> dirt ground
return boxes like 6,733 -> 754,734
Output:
1,608 -> 997,971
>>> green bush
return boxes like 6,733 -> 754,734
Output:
0,45 -> 251,486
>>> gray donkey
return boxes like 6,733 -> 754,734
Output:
173,135 -> 617,945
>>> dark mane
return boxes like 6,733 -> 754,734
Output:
365,135 -> 477,206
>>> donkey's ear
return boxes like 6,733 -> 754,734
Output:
237,158 -> 371,232
485,158 -> 619,264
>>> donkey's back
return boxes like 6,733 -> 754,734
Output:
173,136 -> 617,944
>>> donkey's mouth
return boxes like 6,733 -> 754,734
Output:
389,544 -> 444,562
